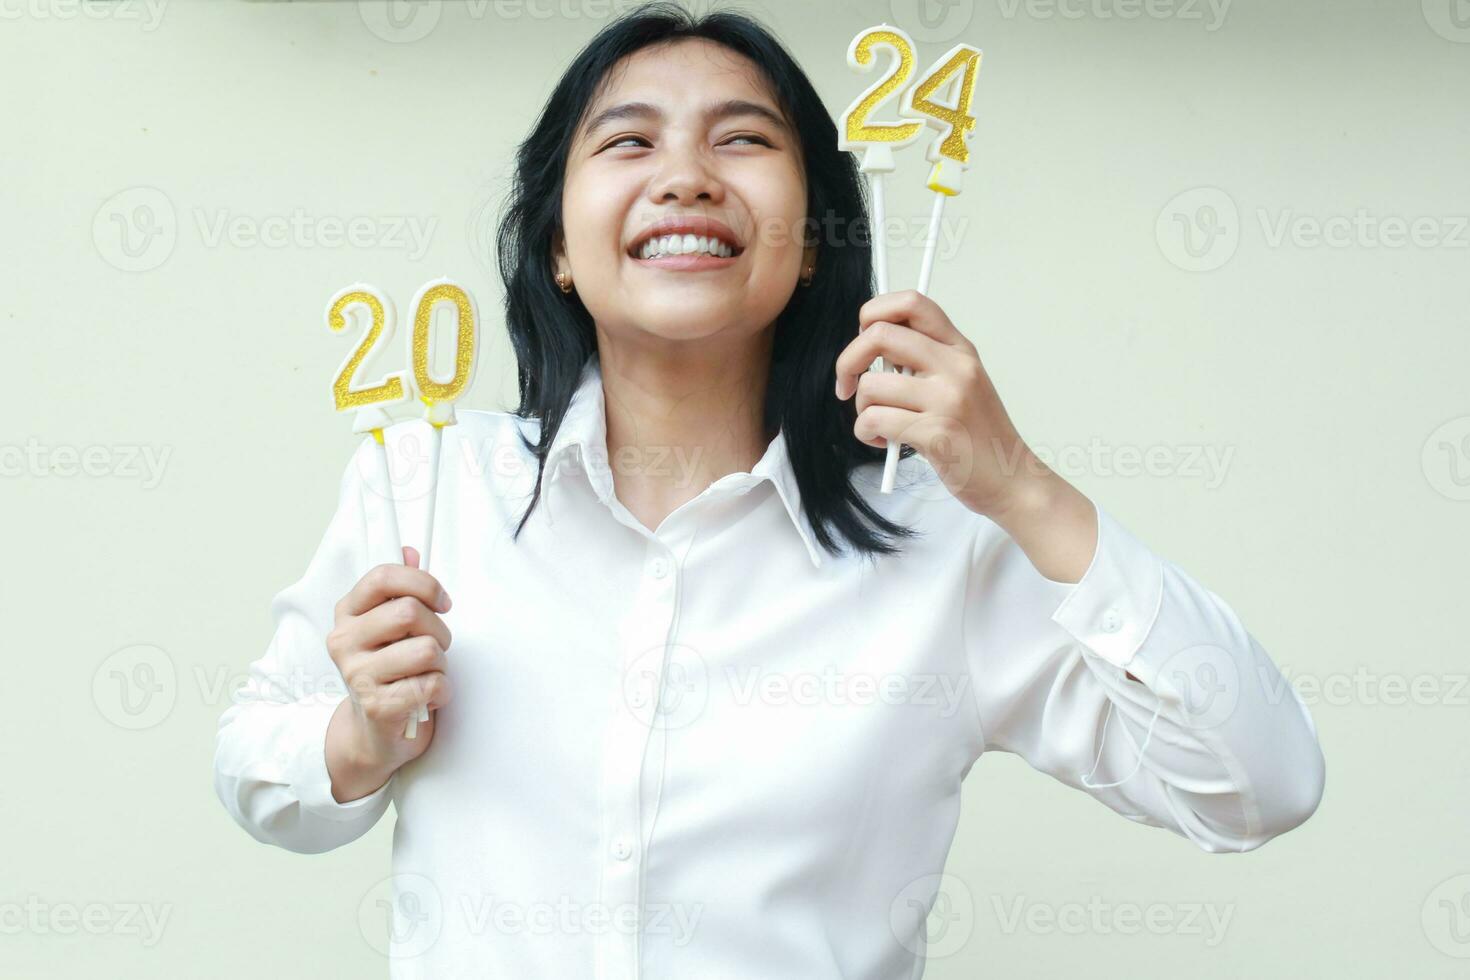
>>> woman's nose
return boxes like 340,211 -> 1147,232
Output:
648,145 -> 725,205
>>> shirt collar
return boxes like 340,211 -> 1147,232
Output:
538,356 -> 825,569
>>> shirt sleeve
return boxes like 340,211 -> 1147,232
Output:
212,435 -> 396,854
962,495 -> 1326,853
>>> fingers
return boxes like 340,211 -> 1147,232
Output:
357,670 -> 453,724
402,545 -> 420,568
383,671 -> 453,714
356,595 -> 453,651
852,404 -> 920,449
338,562 -> 450,619
845,365 -> 931,414
364,634 -> 449,686
835,321 -> 945,398
859,290 -> 971,349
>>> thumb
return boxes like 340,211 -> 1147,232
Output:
401,544 -> 421,568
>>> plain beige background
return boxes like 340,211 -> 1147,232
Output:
2,0 -> 1467,976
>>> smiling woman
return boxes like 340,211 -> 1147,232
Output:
495,2 -> 913,553
213,4 -> 1326,979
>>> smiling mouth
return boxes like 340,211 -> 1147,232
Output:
629,233 -> 744,268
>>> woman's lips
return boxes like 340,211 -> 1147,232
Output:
630,252 -> 739,271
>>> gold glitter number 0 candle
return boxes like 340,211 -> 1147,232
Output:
402,277 -> 479,740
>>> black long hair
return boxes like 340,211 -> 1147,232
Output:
496,0 -> 919,562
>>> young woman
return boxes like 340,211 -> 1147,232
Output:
215,4 -> 1324,976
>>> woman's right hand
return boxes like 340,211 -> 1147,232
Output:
324,545 -> 454,802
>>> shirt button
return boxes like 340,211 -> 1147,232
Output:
1101,607 -> 1122,633
649,557 -> 670,579
612,838 -> 633,861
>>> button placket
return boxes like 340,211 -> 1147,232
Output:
595,529 -> 688,980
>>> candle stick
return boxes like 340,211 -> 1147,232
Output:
838,24 -> 924,374
881,42 -> 983,494
326,284 -> 412,566
403,277 -> 479,739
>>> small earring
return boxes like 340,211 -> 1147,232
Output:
800,265 -> 815,287
555,271 -> 573,294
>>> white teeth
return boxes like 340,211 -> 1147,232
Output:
639,233 -> 737,258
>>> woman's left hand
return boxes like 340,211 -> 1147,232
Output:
834,290 -> 1042,522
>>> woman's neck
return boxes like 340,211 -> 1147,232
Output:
595,339 -> 773,534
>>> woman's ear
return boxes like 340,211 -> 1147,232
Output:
551,230 -> 569,278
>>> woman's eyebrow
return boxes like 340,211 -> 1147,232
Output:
581,98 -> 789,139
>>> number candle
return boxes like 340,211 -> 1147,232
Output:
326,283 -> 412,565
403,277 -> 479,739
880,42 -> 983,495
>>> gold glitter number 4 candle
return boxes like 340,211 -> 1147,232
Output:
880,42 -> 984,495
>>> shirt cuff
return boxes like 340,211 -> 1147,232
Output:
1045,501 -> 1165,669
291,695 -> 395,819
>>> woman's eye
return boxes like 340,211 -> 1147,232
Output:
605,136 -> 651,150
723,134 -> 772,147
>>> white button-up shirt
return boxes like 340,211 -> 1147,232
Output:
214,356 -> 1325,979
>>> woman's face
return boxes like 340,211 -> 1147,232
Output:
556,38 -> 815,352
